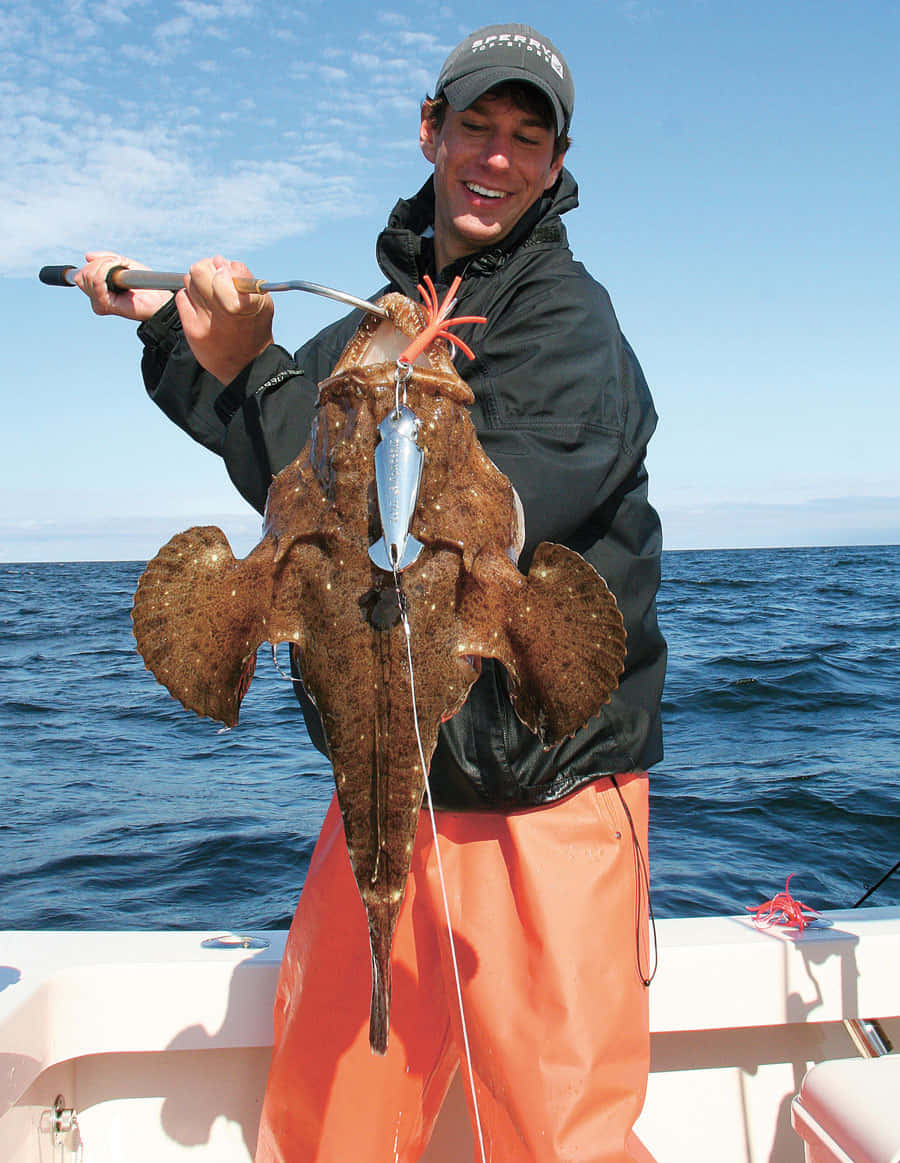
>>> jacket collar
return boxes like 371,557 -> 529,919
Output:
376,168 -> 579,296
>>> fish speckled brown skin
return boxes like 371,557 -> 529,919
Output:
131,293 -> 627,1053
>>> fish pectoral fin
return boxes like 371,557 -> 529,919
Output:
461,543 -> 627,745
132,526 -> 275,727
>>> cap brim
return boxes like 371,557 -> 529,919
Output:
441,68 -> 567,135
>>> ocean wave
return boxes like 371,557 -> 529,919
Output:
2,548 -> 897,923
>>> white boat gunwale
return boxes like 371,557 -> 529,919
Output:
3,907 -> 899,1162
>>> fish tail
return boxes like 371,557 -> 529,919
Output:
368,927 -> 392,1055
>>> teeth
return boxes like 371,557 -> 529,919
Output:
466,183 -> 505,199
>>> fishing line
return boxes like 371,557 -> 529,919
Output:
611,775 -> 658,987
272,587 -> 491,1149
393,571 -> 489,1163
270,643 -> 298,682
270,642 -> 310,688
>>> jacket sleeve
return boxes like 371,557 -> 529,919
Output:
138,299 -> 361,513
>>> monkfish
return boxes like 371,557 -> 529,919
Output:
131,286 -> 627,1053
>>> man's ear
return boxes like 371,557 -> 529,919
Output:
544,152 -> 565,191
419,115 -> 438,163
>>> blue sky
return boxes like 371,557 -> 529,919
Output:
2,0 -> 898,560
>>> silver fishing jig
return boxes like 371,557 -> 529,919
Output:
368,363 -> 425,574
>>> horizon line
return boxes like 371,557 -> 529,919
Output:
3,539 -> 898,567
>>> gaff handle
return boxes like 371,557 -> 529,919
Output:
38,264 -> 260,294
38,263 -> 387,317
38,265 -> 79,287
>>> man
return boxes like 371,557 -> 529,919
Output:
77,24 -> 666,1162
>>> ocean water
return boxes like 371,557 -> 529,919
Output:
1,545 -> 898,929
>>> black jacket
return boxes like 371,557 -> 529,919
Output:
139,169 -> 667,809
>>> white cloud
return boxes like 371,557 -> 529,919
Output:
180,0 -> 233,19
620,0 -> 661,23
1,1 -> 452,278
660,497 -> 900,552
0,511 -> 265,563
376,10 -> 407,27
391,30 -> 444,51
2,132 -> 374,273
87,0 -> 136,25
155,14 -> 193,43
319,66 -> 350,83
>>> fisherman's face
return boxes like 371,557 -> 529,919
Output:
420,91 -> 565,272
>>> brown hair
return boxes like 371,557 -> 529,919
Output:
422,82 -> 571,161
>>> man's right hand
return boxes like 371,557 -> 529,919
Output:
75,251 -> 173,321
177,255 -> 274,385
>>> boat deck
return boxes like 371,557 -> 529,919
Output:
2,908 -> 898,1161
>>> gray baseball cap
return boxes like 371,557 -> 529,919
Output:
434,24 -> 574,135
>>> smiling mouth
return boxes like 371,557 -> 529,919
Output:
464,182 -> 507,200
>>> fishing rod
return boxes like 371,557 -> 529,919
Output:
843,856 -> 899,1058
851,856 -> 900,909
38,264 -> 389,320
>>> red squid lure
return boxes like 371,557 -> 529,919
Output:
748,874 -> 820,931
397,275 -> 486,365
